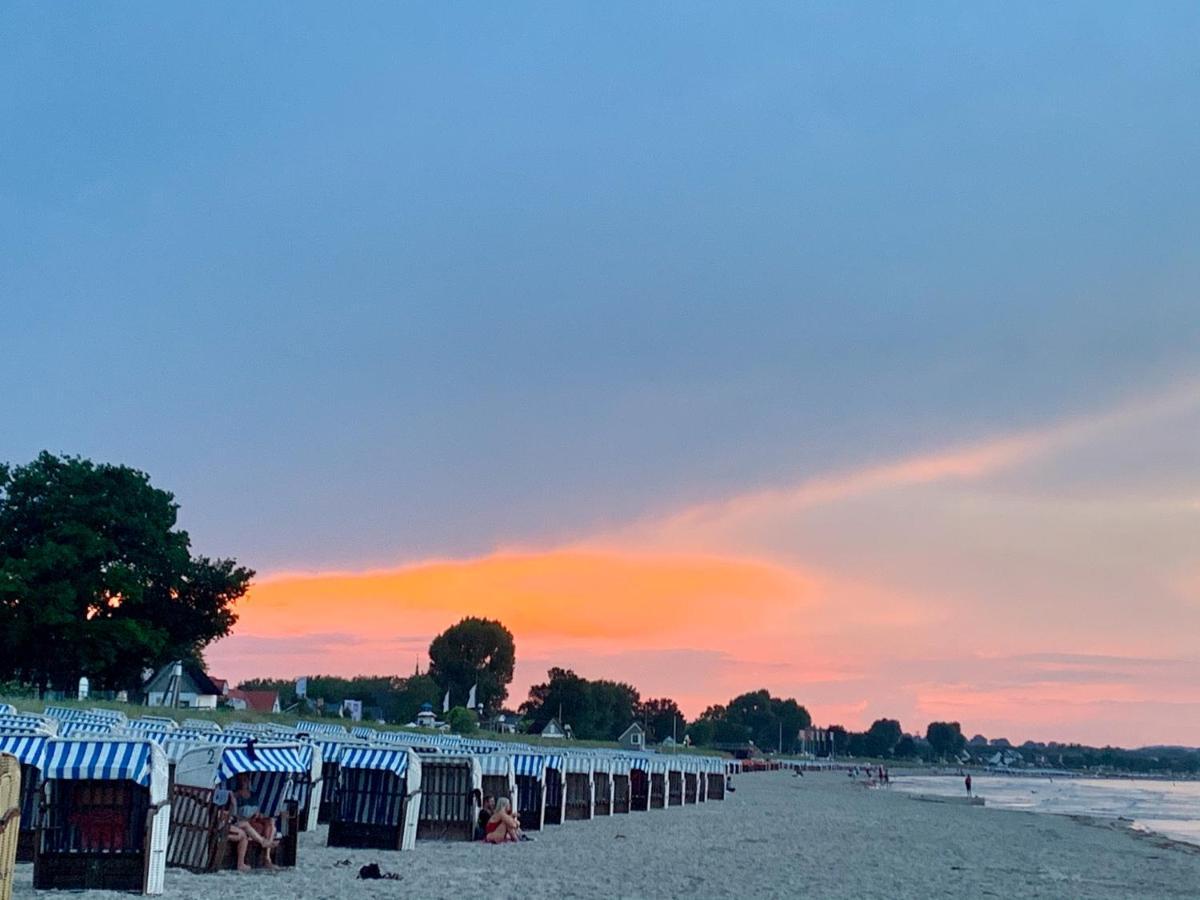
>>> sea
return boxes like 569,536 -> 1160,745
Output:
892,774 -> 1200,847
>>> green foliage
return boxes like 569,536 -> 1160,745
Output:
693,690 -> 812,753
637,697 -> 686,743
893,735 -> 918,759
686,717 -> 715,747
520,668 -> 641,740
864,718 -> 903,757
445,706 -> 479,735
0,452 -> 253,692
238,673 -> 440,724
428,617 -> 515,714
925,721 -> 967,760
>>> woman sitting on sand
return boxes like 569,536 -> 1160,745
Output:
484,797 -> 522,844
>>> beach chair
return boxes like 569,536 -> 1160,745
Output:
479,753 -> 516,808
307,737 -> 365,825
33,738 -> 170,895
592,758 -> 613,816
611,758 -> 632,814
0,753 -> 20,900
278,742 -> 322,833
541,755 -> 565,826
0,734 -> 48,863
564,755 -> 594,821
415,754 -> 481,841
649,758 -> 667,809
683,758 -> 699,804
513,753 -> 547,831
167,742 -> 305,872
327,747 -> 421,851
707,759 -> 726,800
629,758 -> 651,811
666,759 -> 684,807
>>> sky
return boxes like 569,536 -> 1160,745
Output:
3,2 -> 1199,746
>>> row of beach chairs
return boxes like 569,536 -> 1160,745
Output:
0,707 -> 734,896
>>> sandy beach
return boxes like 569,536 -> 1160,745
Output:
12,770 -> 1199,899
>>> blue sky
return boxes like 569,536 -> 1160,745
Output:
4,3 -> 1200,740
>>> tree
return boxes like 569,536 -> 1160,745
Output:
893,735 -> 918,759
0,452 -> 253,692
519,669 -> 642,741
445,706 -> 479,735
864,719 -> 903,758
637,698 -> 686,744
428,617 -> 515,714
687,717 -> 716,747
926,721 -> 966,760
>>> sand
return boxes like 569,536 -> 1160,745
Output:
13,771 -> 1200,899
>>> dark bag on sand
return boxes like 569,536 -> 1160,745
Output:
358,863 -> 400,881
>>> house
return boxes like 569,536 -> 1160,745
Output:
226,689 -> 281,714
618,722 -> 646,751
482,712 -> 519,734
143,661 -> 222,709
409,702 -> 449,730
539,717 -> 566,739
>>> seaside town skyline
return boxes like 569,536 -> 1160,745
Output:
5,4 -> 1200,748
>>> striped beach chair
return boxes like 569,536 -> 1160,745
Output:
512,753 -> 547,831
478,752 -> 516,812
627,755 -> 652,811
415,753 -> 480,842
33,738 -> 170,895
0,753 -> 19,900
0,734 -> 48,862
591,756 -> 614,816
168,742 -> 307,872
610,757 -> 633,813
327,746 -> 421,851
563,755 -> 595,821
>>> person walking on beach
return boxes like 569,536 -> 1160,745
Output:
965,774 -> 972,797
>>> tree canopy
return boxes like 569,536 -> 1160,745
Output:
427,617 -> 515,713
926,721 -> 967,760
0,452 -> 253,691
694,689 -> 812,753
520,668 -> 641,740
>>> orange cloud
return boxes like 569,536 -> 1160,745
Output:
223,548 -> 809,649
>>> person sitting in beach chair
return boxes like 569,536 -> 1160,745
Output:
217,785 -> 273,872
477,796 -> 495,841
484,797 -> 522,844
231,773 -> 279,869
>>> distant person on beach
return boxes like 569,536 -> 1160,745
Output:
477,795 -> 496,840
485,797 -> 523,844
965,774 -> 973,797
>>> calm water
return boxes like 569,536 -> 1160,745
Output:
892,774 -> 1200,846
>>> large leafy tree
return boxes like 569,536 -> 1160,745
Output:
519,668 -> 640,740
925,721 -> 966,760
637,697 -> 686,743
427,617 -> 515,714
864,718 -> 903,757
0,452 -> 253,692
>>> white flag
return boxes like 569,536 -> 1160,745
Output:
467,683 -> 477,709
442,689 -> 450,713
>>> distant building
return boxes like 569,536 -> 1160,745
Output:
618,722 -> 646,751
483,712 -> 519,734
226,689 -> 281,714
539,718 -> 566,739
143,662 -> 221,709
412,702 -> 447,730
